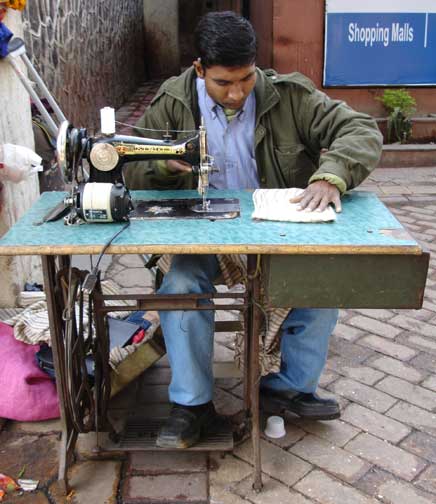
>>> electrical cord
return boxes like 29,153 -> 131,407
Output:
82,219 -> 131,294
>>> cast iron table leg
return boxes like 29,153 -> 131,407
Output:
247,254 -> 263,491
41,255 -> 76,494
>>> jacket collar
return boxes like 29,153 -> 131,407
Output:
154,66 -> 280,128
253,68 -> 280,124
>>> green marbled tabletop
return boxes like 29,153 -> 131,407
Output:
0,190 -> 421,256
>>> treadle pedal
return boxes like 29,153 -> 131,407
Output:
113,416 -> 234,451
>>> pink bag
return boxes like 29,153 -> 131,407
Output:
0,322 -> 59,421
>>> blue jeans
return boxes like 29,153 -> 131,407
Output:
158,254 -> 338,406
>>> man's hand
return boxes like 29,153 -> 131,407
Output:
290,180 -> 342,213
166,160 -> 192,174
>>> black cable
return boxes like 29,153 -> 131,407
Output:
95,219 -> 130,270
82,219 -> 131,294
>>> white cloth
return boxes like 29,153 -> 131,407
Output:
252,188 -> 337,223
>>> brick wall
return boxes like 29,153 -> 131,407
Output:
23,0 -> 145,131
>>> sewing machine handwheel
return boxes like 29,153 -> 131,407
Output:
56,121 -> 71,181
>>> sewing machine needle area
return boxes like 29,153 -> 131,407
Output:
130,197 -> 240,220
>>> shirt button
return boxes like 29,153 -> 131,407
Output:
261,177 -> 266,183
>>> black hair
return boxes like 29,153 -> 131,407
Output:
194,11 -> 257,68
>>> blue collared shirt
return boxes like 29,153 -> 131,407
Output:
196,78 -> 259,190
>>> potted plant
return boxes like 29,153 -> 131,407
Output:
377,89 -> 416,143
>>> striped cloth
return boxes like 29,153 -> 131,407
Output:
0,279 -> 150,369
158,254 -> 289,375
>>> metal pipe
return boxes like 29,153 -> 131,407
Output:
21,52 -> 67,124
6,55 -> 59,137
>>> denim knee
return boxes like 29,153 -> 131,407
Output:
158,255 -> 219,296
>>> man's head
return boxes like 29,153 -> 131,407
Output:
193,11 -> 257,110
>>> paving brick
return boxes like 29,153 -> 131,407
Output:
422,375 -> 436,391
214,343 -> 235,362
376,375 -> 436,411
348,315 -> 402,339
409,353 -> 436,373
401,205 -> 436,216
345,432 -> 426,481
76,431 -> 127,460
328,339 -> 375,363
209,453 -> 253,503
128,452 -> 207,475
354,309 -> 394,320
234,474 -> 312,504
293,419 -> 360,447
5,418 -> 62,434
318,369 -> 339,387
380,479 -> 436,504
415,464 -> 436,495
0,433 -> 58,485
234,438 -> 311,486
342,403 -> 410,443
210,488 -> 252,504
329,378 -> 397,413
424,299 -> 436,313
51,460 -> 121,504
214,387 -> 243,417
359,335 -> 417,361
405,334 -> 436,353
7,492 -> 50,503
389,314 -> 436,338
209,453 -> 252,484
339,365 -> 385,386
392,307 -> 436,322
368,355 -> 424,383
356,467 -> 435,504
400,432 -> 436,464
123,473 -> 208,503
294,470 -> 375,504
387,402 -> 436,437
333,322 -> 365,342
289,434 -> 370,483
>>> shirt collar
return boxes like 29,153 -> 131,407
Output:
196,77 -> 252,122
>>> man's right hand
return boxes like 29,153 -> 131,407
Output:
166,160 -> 192,174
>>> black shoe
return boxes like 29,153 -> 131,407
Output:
260,388 -> 340,421
156,401 -> 217,448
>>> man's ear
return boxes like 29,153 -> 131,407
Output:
193,59 -> 205,78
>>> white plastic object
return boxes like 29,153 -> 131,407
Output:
100,107 -> 115,135
0,144 -> 42,183
264,415 -> 286,439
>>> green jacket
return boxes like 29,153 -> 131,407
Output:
124,67 -> 383,192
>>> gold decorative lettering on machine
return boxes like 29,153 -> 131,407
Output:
113,143 -> 186,156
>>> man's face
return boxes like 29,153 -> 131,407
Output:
194,61 -> 256,110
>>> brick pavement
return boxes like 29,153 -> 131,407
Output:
2,86 -> 436,503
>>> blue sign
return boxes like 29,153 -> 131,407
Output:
324,0 -> 436,86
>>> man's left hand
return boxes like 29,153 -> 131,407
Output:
290,180 -> 342,213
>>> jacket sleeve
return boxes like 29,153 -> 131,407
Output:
123,93 -> 195,190
295,87 -> 383,190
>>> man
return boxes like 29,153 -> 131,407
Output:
125,11 -> 382,449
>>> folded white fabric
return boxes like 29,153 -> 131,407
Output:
252,188 -> 336,223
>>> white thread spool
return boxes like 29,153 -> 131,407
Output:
100,107 -> 115,135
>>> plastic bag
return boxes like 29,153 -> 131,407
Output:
0,143 -> 42,183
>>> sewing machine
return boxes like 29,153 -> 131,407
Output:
53,112 -> 240,225
6,36 -> 239,225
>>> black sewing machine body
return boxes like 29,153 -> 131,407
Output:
52,120 -> 239,224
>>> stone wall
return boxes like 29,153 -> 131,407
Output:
22,0 -> 145,131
